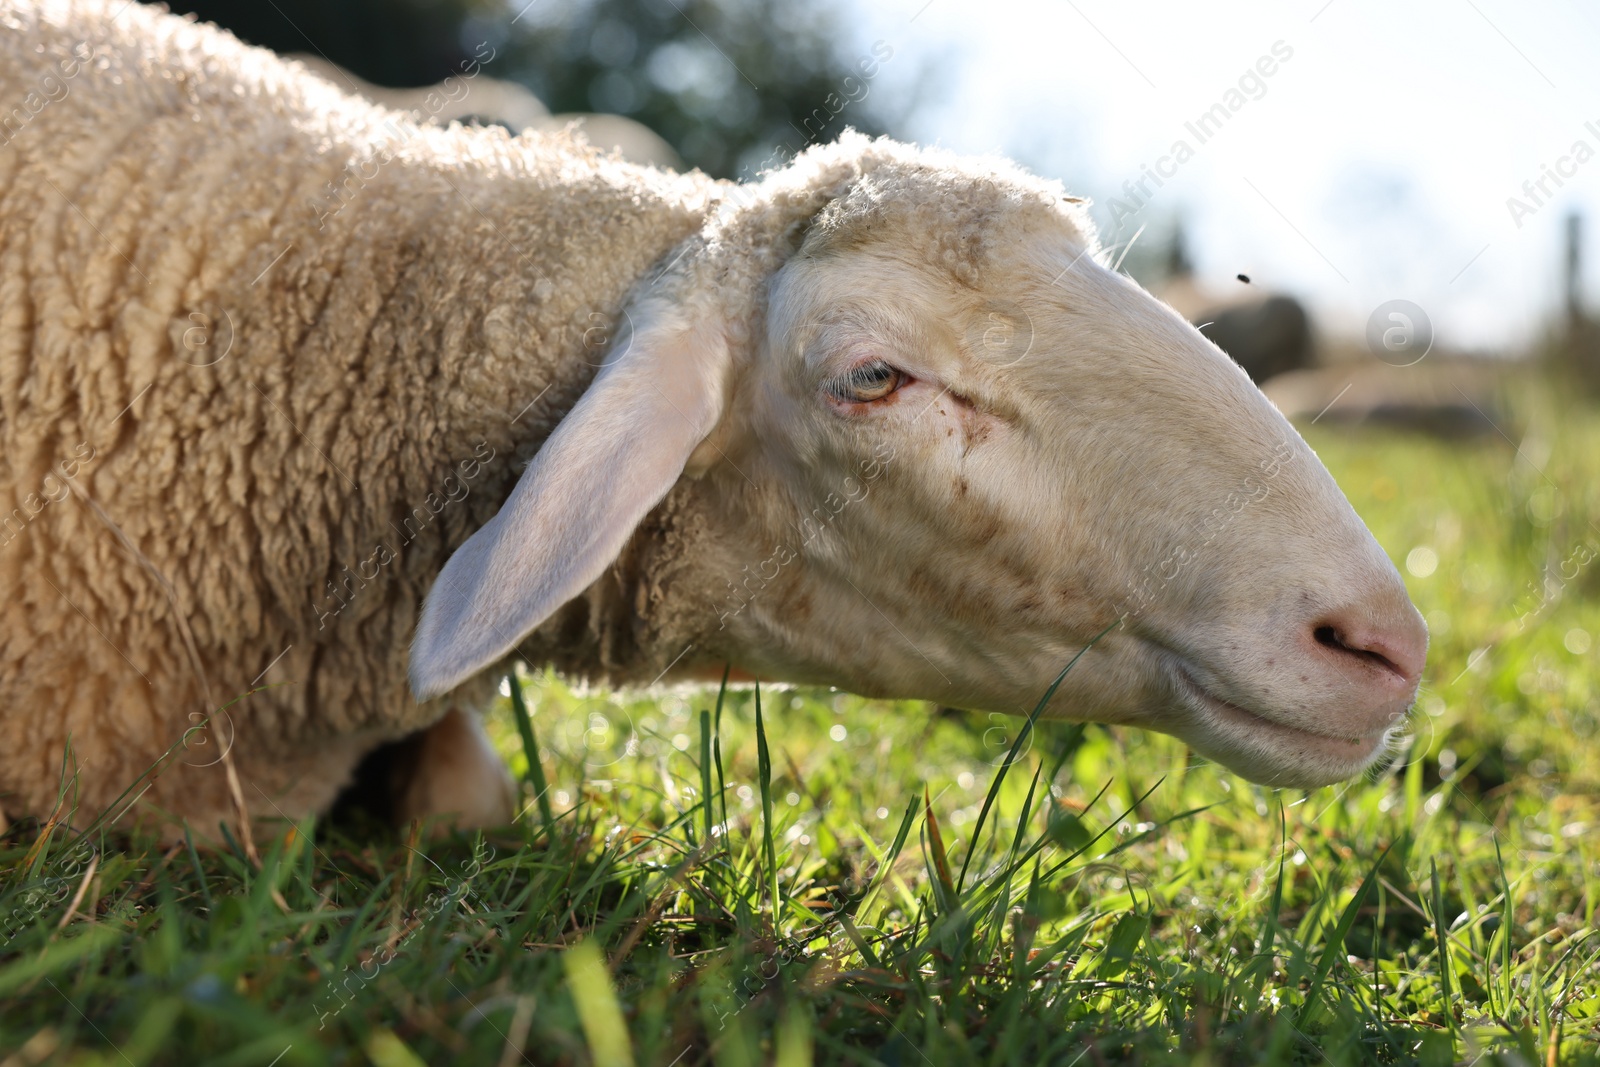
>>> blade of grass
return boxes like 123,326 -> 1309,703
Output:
508,669 -> 554,838
776,1006 -> 813,1067
853,795 -> 921,921
699,709 -> 714,848
1246,802 -> 1289,1013
1431,857 -> 1457,1038
985,762 -> 1046,960
0,925 -> 122,998
1006,762 -> 1046,873
1013,859 -> 1044,985
1096,908 -> 1149,981
563,939 -> 637,1067
754,680 -> 781,925
1097,801 -> 1217,860
923,787 -> 957,915
18,740 -> 81,881
1297,844 -> 1390,1028
714,665 -> 730,838
1034,777 -> 1159,884
1494,835 -> 1514,1018
183,822 -> 213,913
957,621 -> 1116,893
837,910 -> 884,970
1045,722 -> 1087,790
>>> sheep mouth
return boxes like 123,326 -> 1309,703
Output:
1166,661 -> 1386,765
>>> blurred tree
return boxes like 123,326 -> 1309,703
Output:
504,0 -> 895,177
158,0 -> 897,178
166,0 -> 485,88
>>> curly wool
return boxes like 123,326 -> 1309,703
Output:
0,0 -> 1089,831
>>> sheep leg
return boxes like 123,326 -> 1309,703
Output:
390,707 -> 517,830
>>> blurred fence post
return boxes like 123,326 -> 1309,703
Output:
1551,208 -> 1600,392
1566,211 -> 1584,330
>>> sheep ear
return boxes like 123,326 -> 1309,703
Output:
409,305 -> 729,701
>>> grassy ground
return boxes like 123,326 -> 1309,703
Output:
3,383 -> 1599,1066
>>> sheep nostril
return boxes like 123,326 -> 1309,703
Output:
1312,622 -> 1420,686
1313,625 -> 1356,657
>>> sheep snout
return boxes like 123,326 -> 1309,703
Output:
1150,570 -> 1428,787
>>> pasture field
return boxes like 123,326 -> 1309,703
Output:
2,381 -> 1599,1066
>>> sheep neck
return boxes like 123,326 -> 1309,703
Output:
311,141 -> 727,684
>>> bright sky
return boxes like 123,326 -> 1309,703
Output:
835,0 -> 1600,352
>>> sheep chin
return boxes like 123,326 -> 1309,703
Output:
1162,661 -> 1393,788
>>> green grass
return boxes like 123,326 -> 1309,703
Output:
4,384 -> 1600,1066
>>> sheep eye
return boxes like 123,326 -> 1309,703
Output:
829,361 -> 904,403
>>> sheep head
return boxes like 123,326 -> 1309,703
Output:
411,135 -> 1427,790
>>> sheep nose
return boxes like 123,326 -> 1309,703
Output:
1309,605 -> 1427,692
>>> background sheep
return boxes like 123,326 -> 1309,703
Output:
1196,296 -> 1314,385
1,0 -> 1424,841
1153,232 -> 1315,385
289,53 -> 683,170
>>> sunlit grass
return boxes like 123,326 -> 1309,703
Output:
2,383 -> 1598,1065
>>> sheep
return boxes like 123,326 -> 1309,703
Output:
1156,248 -> 1315,384
289,53 -> 682,170
1196,295 -> 1314,385
1264,360 -> 1507,437
0,0 -> 1427,840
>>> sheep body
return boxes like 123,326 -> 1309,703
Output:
0,0 -> 719,828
